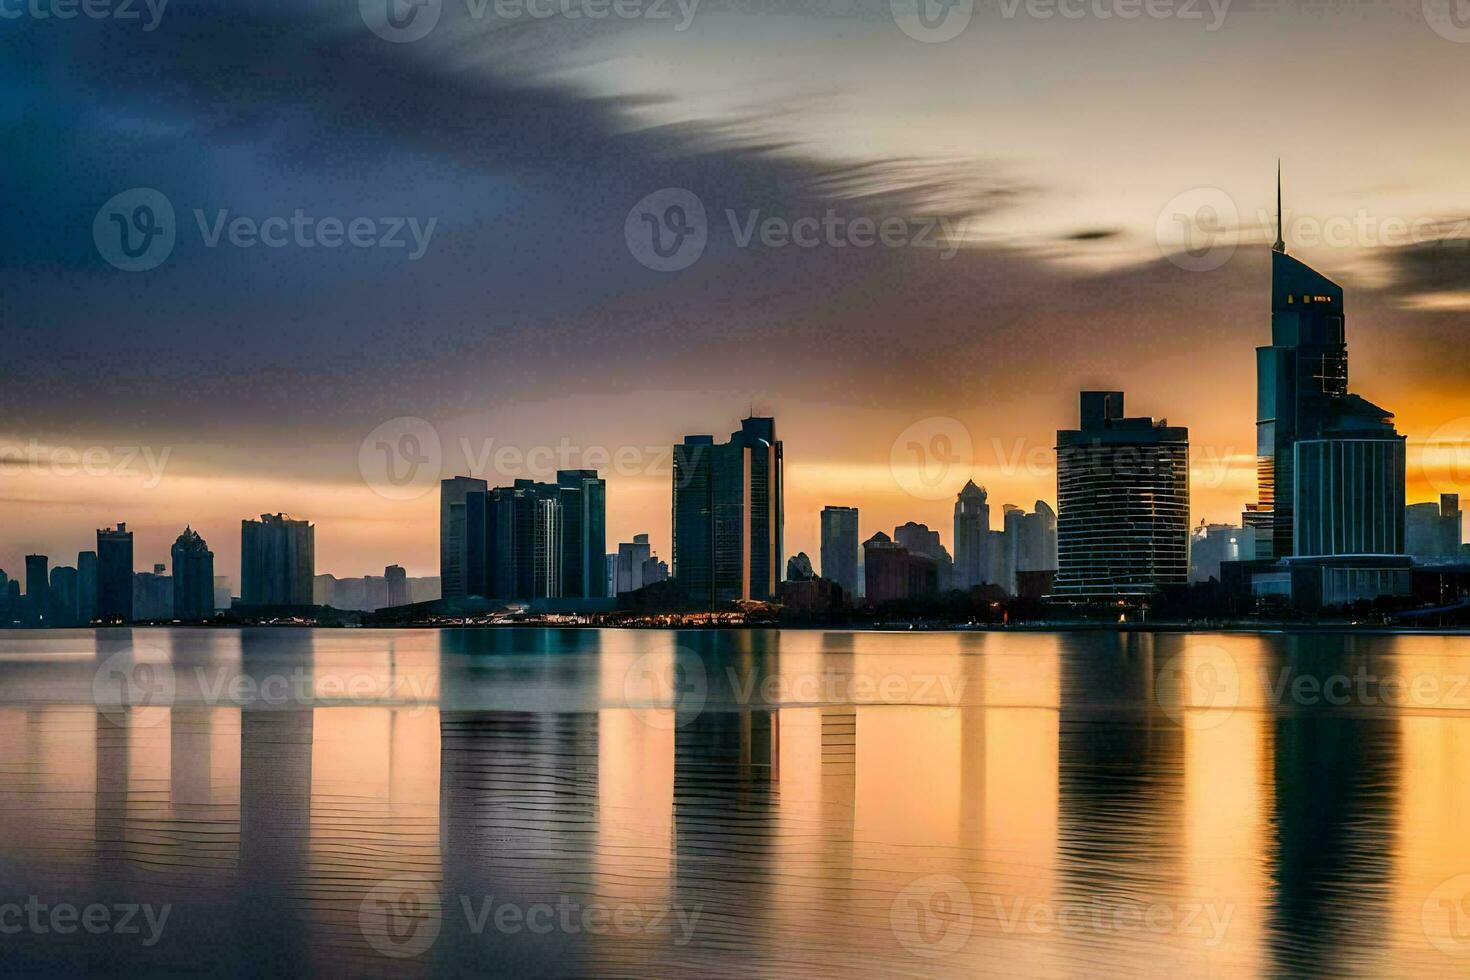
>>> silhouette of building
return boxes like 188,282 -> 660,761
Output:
440,476 -> 489,601
77,551 -> 98,624
1053,391 -> 1190,601
2,579 -> 17,625
133,563 -> 172,620
213,575 -> 232,612
385,564 -> 408,607
786,552 -> 815,581
820,506 -> 860,598
1226,171 -> 1411,608
485,479 -> 562,599
1250,167 -> 1405,562
0,569 -> 8,624
894,522 -> 954,591
953,482 -> 989,591
24,554 -> 48,626
48,565 -> 77,627
1406,494 -> 1462,562
438,471 -> 609,601
171,527 -> 215,620
240,513 -> 314,606
986,528 -> 1011,595
97,523 -> 134,623
673,416 -> 784,606
555,469 -> 607,599
862,531 -> 937,604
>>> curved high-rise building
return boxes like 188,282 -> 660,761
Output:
1052,391 -> 1190,602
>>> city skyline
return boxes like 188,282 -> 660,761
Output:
7,2 -> 1470,585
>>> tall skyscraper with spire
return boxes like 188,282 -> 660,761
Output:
1249,166 -> 1405,564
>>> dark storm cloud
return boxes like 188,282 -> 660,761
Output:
1377,227 -> 1470,297
2,0 -> 1466,477
0,0 -> 1019,445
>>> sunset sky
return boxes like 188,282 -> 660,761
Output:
3,0 -> 1469,583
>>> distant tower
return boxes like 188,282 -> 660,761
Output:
241,514 -> 315,606
952,481 -> 989,591
97,524 -> 134,623
820,506 -> 860,598
171,527 -> 215,620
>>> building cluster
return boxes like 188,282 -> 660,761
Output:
2,178 -> 1465,626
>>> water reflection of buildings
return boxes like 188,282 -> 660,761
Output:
0,629 -> 1462,974
1265,635 -> 1399,977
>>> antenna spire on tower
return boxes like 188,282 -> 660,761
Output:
1272,160 -> 1286,253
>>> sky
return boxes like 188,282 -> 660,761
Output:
3,0 -> 1469,584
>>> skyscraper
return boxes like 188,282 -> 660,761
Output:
894,522 -> 954,592
97,523 -> 134,623
1251,167 -> 1405,561
1053,391 -> 1190,601
440,476 -> 488,600
672,416 -> 784,606
48,565 -> 78,627
556,469 -> 607,599
952,482 -> 989,591
241,514 -> 315,606
820,506 -> 860,598
77,551 -> 98,624
385,564 -> 409,607
486,479 -> 563,599
24,554 -> 48,626
171,527 -> 215,620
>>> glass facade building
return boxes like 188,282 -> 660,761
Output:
820,506 -> 860,599
1053,391 -> 1190,601
673,416 -> 784,607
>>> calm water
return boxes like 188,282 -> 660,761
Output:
1,628 -> 1469,977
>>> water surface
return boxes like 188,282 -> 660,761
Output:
1,627 -> 1468,977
